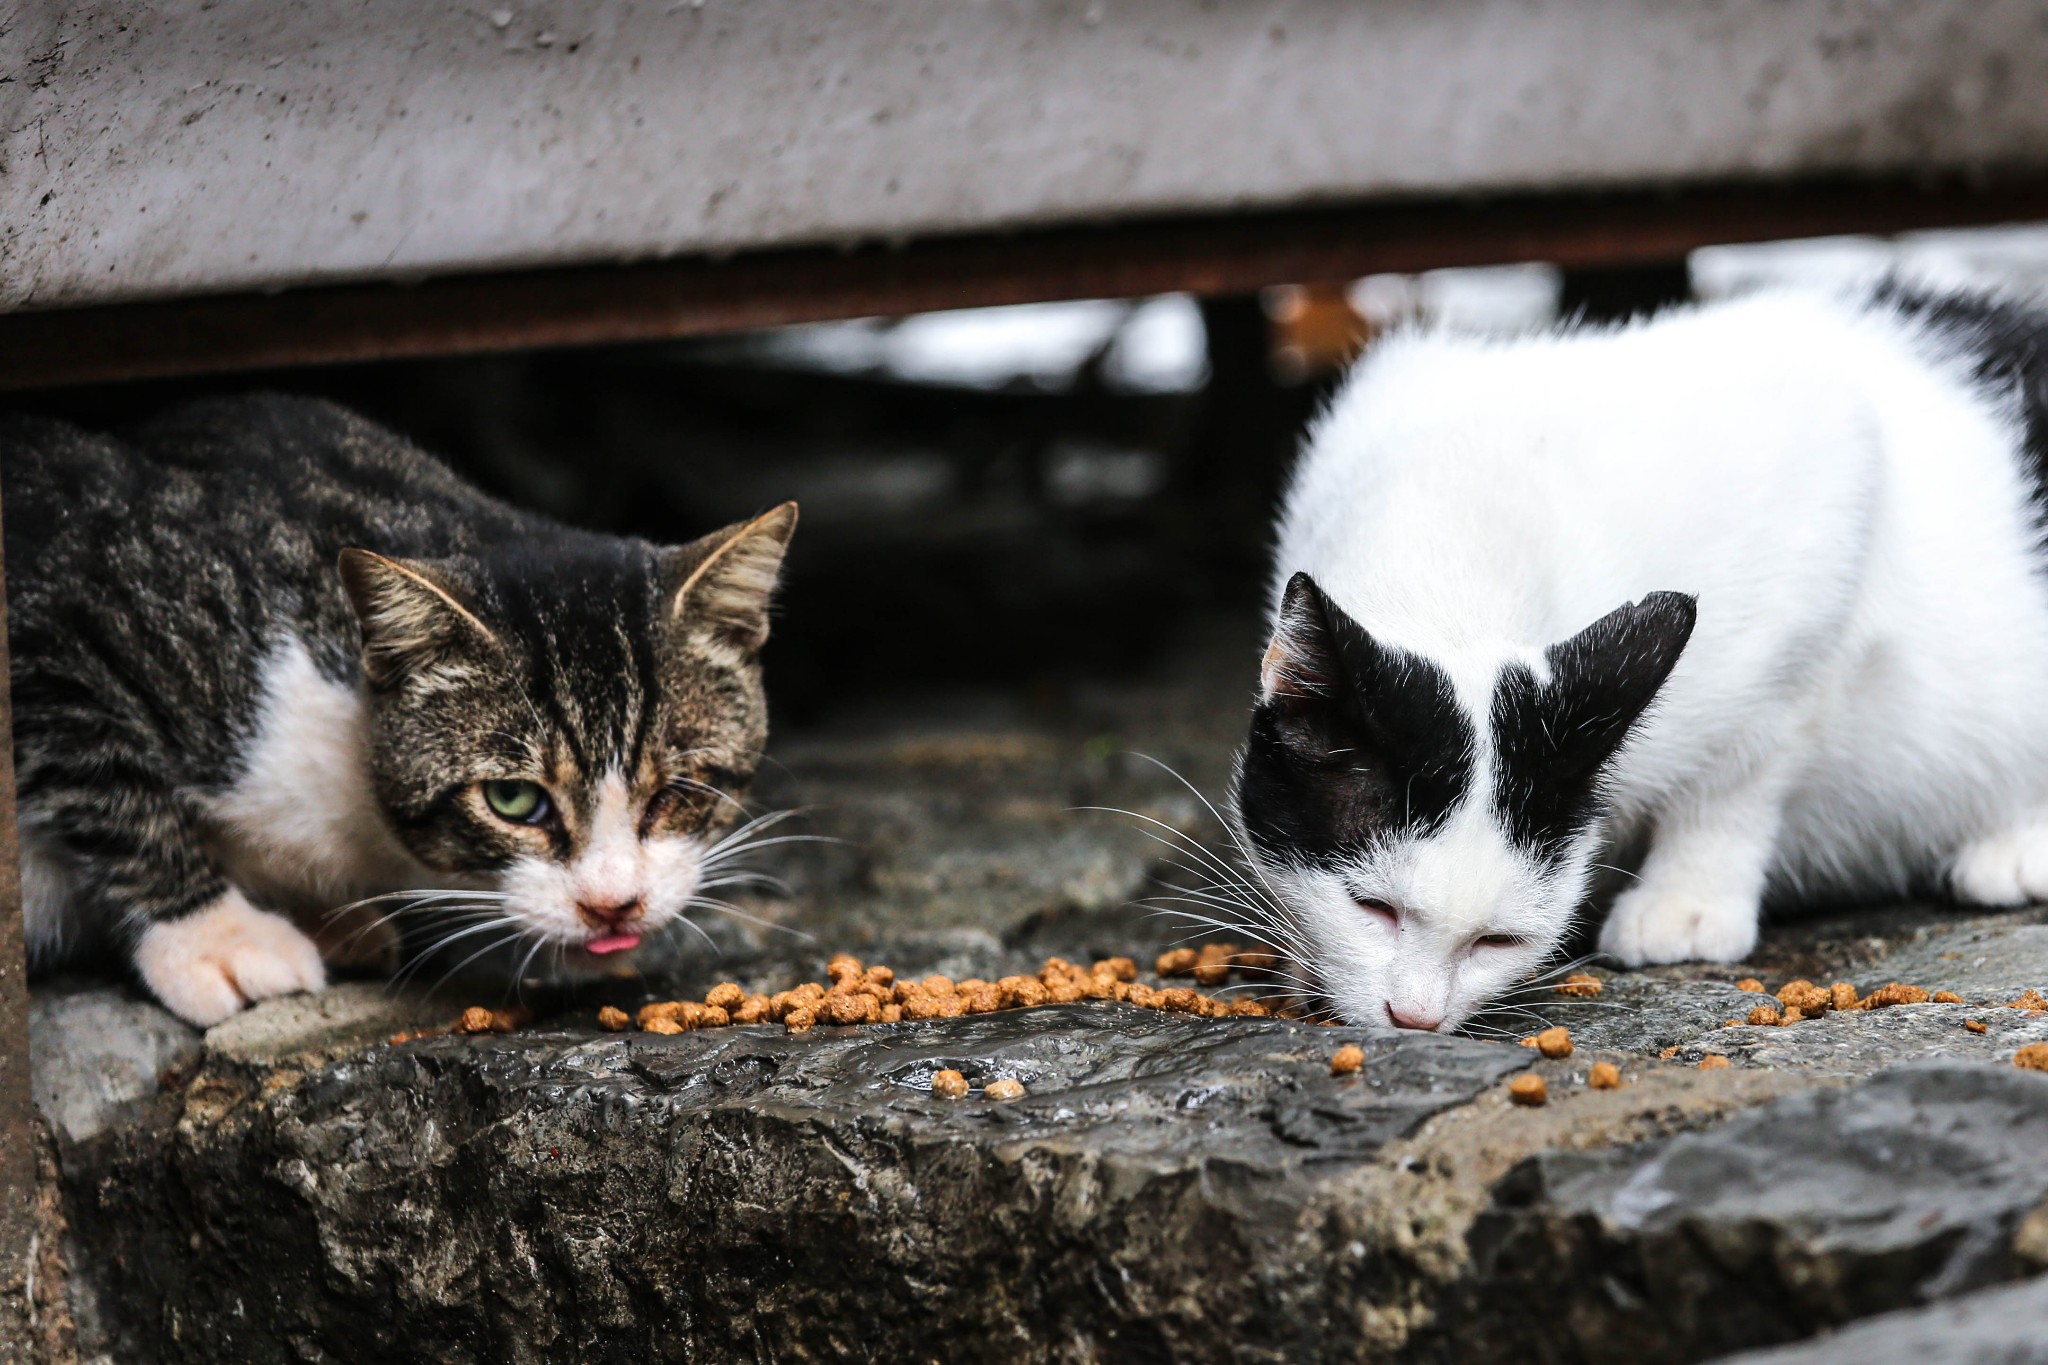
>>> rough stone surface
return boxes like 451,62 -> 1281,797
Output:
1708,1273 -> 2048,1365
28,981 -> 200,1145
66,1007 -> 1526,1364
1467,1066 -> 2048,1363
201,980 -> 455,1066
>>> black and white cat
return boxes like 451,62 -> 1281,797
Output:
4,395 -> 796,1026
1236,285 -> 2048,1032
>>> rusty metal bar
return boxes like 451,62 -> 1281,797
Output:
7,174 -> 2048,393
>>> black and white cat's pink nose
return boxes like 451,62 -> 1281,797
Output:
1385,1003 -> 1444,1032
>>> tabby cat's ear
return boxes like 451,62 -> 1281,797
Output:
338,550 -> 498,690
661,502 -> 799,654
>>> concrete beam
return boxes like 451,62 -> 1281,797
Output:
4,0 -> 2046,313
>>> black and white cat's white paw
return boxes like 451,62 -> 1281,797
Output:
1948,825 -> 2048,906
135,891 -> 327,1027
1598,884 -> 1760,966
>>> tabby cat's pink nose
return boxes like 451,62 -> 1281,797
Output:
577,897 -> 643,930
1386,1004 -> 1442,1032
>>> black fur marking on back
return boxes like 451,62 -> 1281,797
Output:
1490,592 -> 1697,864
1878,281 -> 2048,528
1238,574 -> 1475,869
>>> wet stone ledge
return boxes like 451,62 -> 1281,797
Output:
65,1006 -> 1532,1364
33,908 -> 2048,1362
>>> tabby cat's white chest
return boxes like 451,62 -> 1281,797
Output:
204,638 -> 429,924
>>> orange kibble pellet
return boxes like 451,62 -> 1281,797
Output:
2015,1042 -> 2048,1072
880,1003 -> 904,1023
1659,1045 -> 1680,1059
1697,1054 -> 1732,1070
596,1006 -> 631,1032
1229,999 -> 1271,1018
642,1016 -> 684,1036
1932,991 -> 1964,1005
636,1001 -> 681,1029
456,1006 -> 497,1035
1831,982 -> 1862,1011
983,1078 -> 1026,1101
732,995 -> 772,1025
705,982 -> 746,1011
1507,1074 -> 1548,1106
931,1069 -> 969,1099
2005,988 -> 2047,1012
1965,1019 -> 1989,1034
1555,973 -> 1602,998
826,954 -> 863,983
1535,1026 -> 1573,1059
1864,982 -> 1932,1009
1095,957 -> 1139,983
1747,1005 -> 1783,1027
783,1008 -> 817,1035
821,992 -> 880,1026
1156,948 -> 1199,977
999,976 -> 1049,1008
1736,978 -> 1766,994
1587,1061 -> 1622,1090
1776,980 -> 1830,1014
1330,1044 -> 1365,1076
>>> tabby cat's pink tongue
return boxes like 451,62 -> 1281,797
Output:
585,933 -> 642,956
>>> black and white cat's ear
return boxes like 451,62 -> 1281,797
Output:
338,550 -> 500,690
1260,573 -> 1343,705
662,502 -> 799,654
1537,591 -> 1697,778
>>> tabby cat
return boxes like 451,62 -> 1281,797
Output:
3,394 -> 796,1026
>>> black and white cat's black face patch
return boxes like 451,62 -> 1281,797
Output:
1237,574 -> 1477,866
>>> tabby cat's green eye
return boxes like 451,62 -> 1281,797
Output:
482,780 -> 549,824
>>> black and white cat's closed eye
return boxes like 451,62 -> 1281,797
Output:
1356,899 -> 1399,928
482,780 -> 551,825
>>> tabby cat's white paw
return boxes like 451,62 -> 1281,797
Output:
1948,826 -> 2048,906
136,892 -> 327,1027
1598,885 -> 1759,966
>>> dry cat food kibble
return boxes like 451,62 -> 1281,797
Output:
1747,1005 -> 1783,1027
1736,978 -> 1766,994
1330,1044 -> 1365,1076
1932,991 -> 1965,1004
2015,1043 -> 2048,1072
1965,1019 -> 1989,1034
1696,1054 -> 1732,1070
2007,988 -> 2048,1012
1534,1026 -> 1573,1059
454,1005 -> 531,1035
1587,1061 -> 1622,1090
1507,1074 -> 1548,1107
596,1006 -> 631,1032
983,1078 -> 1027,1101
595,946 -> 1296,1042
1554,973 -> 1602,998
930,1069 -> 970,1100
